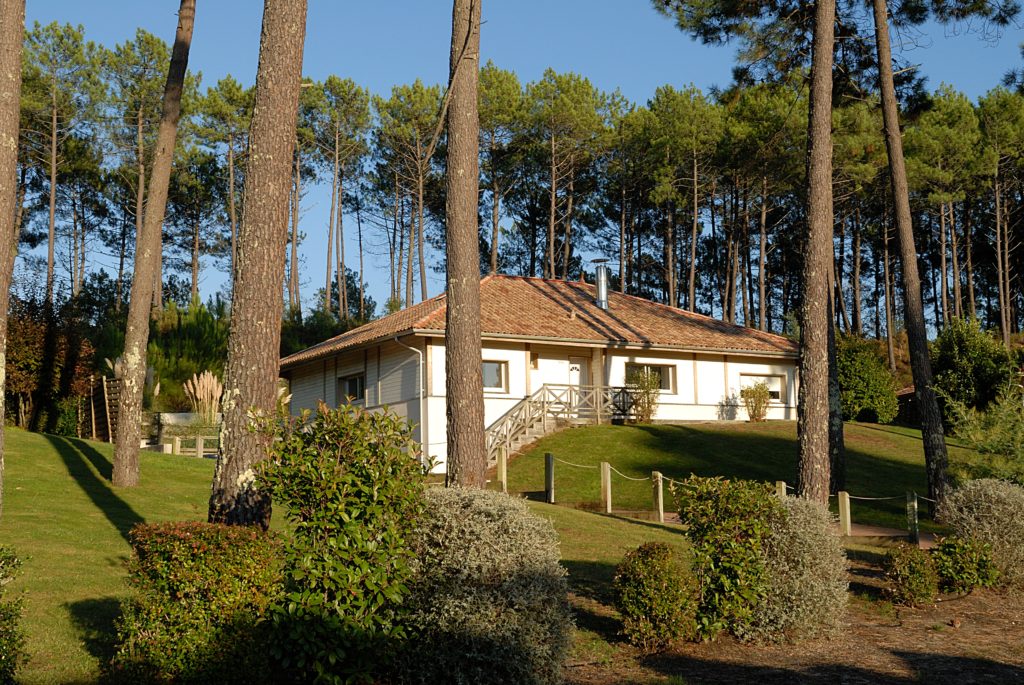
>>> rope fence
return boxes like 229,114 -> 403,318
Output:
540,451 -> 932,545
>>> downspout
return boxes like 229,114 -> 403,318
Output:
394,335 -> 427,467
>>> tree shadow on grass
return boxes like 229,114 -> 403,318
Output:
66,597 -> 121,670
44,435 -> 145,543
629,424 -> 933,530
642,650 -> 1024,684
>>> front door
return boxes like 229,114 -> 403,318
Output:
568,356 -> 590,417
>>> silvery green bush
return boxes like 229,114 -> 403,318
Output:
743,497 -> 848,643
395,488 -> 572,685
938,479 -> 1024,588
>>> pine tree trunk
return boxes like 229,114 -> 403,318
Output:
852,212 -> 862,334
113,0 -> 195,488
950,203 -> 962,318
548,134 -> 556,279
444,0 -> 485,487
338,168 -> 347,320
619,187 -> 626,293
325,141 -> 337,313
689,151 -> 699,311
191,218 -> 199,301
562,173 -> 574,280
290,145 -> 300,313
46,81 -> 57,306
939,204 -> 949,326
965,197 -> 977,318
228,139 -> 237,287
883,223 -> 897,371
490,140 -> 500,274
664,203 -> 675,307
0,0 -> 25,518
418,167 -> 427,302
797,0 -> 835,505
873,0 -> 949,504
209,0 -> 307,527
758,176 -> 768,330
357,194 -> 365,319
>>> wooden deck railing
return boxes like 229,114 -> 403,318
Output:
484,384 -> 635,466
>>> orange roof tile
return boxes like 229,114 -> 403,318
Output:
280,275 -> 798,370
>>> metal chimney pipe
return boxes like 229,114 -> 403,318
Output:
594,259 -> 609,310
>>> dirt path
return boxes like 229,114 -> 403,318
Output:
566,561 -> 1024,684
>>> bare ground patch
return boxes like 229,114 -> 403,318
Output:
566,560 -> 1024,685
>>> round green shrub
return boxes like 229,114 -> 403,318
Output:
674,476 -> 783,640
931,317 -> 1011,413
613,542 -> 695,651
931,536 -> 1000,594
836,335 -> 898,423
395,488 -> 572,685
883,543 -> 937,606
0,547 -> 26,685
938,479 -> 1024,588
111,522 -> 283,684
744,497 -> 848,643
258,403 -> 425,684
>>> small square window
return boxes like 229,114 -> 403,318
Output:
482,361 -> 508,392
740,374 -> 784,402
625,363 -> 673,391
338,374 -> 365,404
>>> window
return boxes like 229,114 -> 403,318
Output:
625,363 -> 673,391
338,374 -> 365,404
482,360 -> 508,392
740,374 -> 784,402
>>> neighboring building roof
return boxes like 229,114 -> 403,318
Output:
280,275 -> 799,370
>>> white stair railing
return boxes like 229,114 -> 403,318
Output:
484,384 -> 635,466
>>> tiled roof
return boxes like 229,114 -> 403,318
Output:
280,275 -> 798,370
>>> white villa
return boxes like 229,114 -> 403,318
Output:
279,274 -> 799,473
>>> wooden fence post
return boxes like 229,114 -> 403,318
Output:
906,491 -> 920,546
196,436 -> 204,459
544,452 -> 555,504
775,480 -> 787,499
497,447 -> 508,494
652,471 -> 664,523
838,491 -> 852,536
172,437 -> 180,455
601,461 -> 612,514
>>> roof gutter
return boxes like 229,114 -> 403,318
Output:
412,329 -> 800,360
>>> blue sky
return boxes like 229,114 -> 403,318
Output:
25,1 -> 1024,313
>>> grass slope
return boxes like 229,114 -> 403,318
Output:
0,429 -> 213,685
0,427 -> 685,685
507,421 -> 979,530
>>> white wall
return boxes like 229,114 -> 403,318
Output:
288,336 -> 798,474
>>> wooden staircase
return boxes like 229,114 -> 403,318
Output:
484,384 -> 636,467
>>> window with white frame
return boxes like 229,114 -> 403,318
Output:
337,374 -> 365,404
482,360 -> 508,392
739,374 -> 785,402
625,363 -> 674,391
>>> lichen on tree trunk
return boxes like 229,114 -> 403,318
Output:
112,0 -> 195,488
208,0 -> 308,527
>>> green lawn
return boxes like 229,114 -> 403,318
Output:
0,427 -> 686,685
0,429 -> 213,685
507,421 -> 979,530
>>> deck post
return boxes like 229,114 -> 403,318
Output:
775,480 -> 787,499
601,461 -> 612,514
838,491 -> 852,536
544,452 -> 555,504
652,471 -> 664,523
906,491 -> 920,546
497,447 -> 508,494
